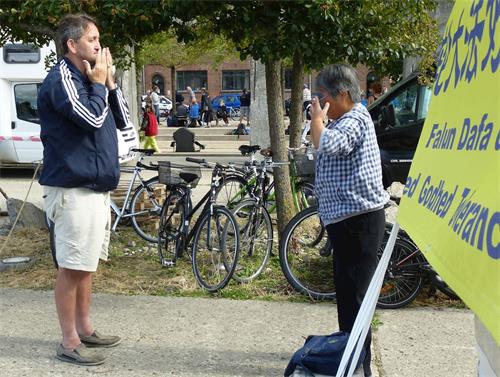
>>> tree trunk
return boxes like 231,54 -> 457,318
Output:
289,51 -> 305,148
251,60 -> 270,148
171,65 -> 177,113
280,64 -> 286,111
265,60 -> 295,235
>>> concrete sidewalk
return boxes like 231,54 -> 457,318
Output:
0,288 -> 476,377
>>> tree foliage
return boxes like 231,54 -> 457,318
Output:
0,0 -> 174,66
173,0 -> 437,76
136,29 -> 236,70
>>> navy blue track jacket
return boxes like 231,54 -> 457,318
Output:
38,57 -> 130,192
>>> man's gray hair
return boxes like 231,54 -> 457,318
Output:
315,64 -> 362,103
56,13 -> 97,55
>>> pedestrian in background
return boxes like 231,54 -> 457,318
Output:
309,64 -> 389,377
175,90 -> 184,105
189,97 -> 200,128
38,13 -> 127,366
201,89 -> 213,128
141,103 -> 160,153
186,85 -> 196,102
303,83 -> 311,116
215,99 -> 229,126
367,81 -> 383,105
151,85 -> 160,122
239,88 -> 250,126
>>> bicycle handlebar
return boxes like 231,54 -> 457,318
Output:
186,157 -> 207,164
186,157 -> 233,171
131,148 -> 156,156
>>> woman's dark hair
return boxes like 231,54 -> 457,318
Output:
56,13 -> 98,55
371,82 -> 383,94
315,64 -> 361,103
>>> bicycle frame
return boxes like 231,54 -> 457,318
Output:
110,164 -> 160,232
223,159 -> 311,213
170,163 -> 226,259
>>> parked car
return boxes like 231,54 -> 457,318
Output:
141,95 -> 172,117
211,93 -> 240,112
368,73 -> 432,188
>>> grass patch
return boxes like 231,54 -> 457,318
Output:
0,226 -> 465,309
0,226 -> 307,302
371,313 -> 383,331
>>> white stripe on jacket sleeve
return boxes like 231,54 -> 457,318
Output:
59,60 -> 109,128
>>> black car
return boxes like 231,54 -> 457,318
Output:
368,73 -> 432,188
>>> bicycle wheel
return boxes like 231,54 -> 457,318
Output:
232,199 -> 273,283
192,206 -> 240,292
296,181 -> 317,210
377,235 -> 425,309
264,181 -> 276,213
214,174 -> 250,209
279,206 -> 335,300
430,272 -> 460,300
230,107 -> 241,121
129,176 -> 166,243
158,189 -> 185,266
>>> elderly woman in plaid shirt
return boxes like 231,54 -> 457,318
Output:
309,64 -> 389,377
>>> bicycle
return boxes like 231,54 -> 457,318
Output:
278,205 -> 458,307
230,148 -> 280,282
46,148 -> 166,249
214,143 -> 316,214
157,158 -> 240,292
227,106 -> 241,121
377,225 -> 458,308
278,205 -> 333,300
109,148 -> 169,243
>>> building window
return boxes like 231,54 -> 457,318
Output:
152,74 -> 165,94
284,69 -> 292,90
222,70 -> 249,91
3,43 -> 40,64
14,83 -> 41,123
176,71 -> 207,91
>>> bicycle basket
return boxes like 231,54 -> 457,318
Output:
292,152 -> 316,178
158,161 -> 201,188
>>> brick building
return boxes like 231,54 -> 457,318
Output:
142,58 -> 386,102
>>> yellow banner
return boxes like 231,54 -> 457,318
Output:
398,0 -> 500,344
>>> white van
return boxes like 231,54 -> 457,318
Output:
0,41 -> 138,165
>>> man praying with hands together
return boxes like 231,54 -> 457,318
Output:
39,13 -> 130,366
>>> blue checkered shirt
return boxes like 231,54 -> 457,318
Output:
315,103 -> 389,224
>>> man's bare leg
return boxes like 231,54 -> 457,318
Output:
55,268 -> 91,349
75,272 -> 94,337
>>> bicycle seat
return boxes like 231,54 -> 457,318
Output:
179,172 -> 200,185
131,148 -> 156,156
239,145 -> 261,156
260,148 -> 273,157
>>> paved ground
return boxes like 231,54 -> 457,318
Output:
0,288 -> 476,377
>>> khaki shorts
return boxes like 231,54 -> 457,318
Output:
43,186 -> 111,272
